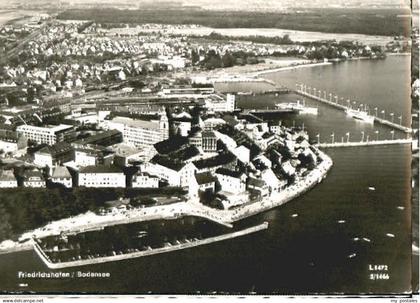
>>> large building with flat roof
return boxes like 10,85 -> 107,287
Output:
102,114 -> 169,148
16,124 -> 74,145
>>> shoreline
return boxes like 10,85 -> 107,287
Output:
248,62 -> 333,77
385,52 -> 411,56
0,148 -> 333,256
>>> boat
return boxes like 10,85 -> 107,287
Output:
413,243 -> 419,255
276,101 -> 318,115
368,186 -> 376,191
362,237 -> 371,242
291,213 -> 298,218
238,91 -> 253,96
337,220 -> 346,224
347,253 -> 357,259
352,237 -> 360,241
136,231 -> 148,238
18,283 -> 28,287
397,206 -> 405,210
386,233 -> 395,238
345,108 -> 375,124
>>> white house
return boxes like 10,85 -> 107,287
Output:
0,134 -> 27,156
73,146 -> 114,167
247,177 -> 269,197
23,169 -> 46,188
132,172 -> 159,188
0,170 -> 17,188
51,166 -> 72,188
33,142 -> 73,168
140,160 -> 197,187
282,160 -> 296,176
232,145 -> 250,164
215,168 -> 247,194
79,165 -> 125,188
261,168 -> 287,193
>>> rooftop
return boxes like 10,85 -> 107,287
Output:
17,124 -> 73,132
80,165 -> 123,174
193,152 -> 236,170
110,116 -> 161,130
151,154 -> 189,172
73,129 -> 122,146
215,168 -> 245,178
0,170 -> 16,181
154,136 -> 188,154
247,177 -> 266,188
23,169 -> 43,179
51,166 -> 72,179
195,172 -> 217,185
202,130 -> 217,138
36,142 -> 73,156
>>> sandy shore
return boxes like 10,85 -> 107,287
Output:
175,58 -> 313,80
247,61 -> 333,77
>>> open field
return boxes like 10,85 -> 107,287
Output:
160,27 -> 395,46
57,7 -> 411,37
0,10 -> 45,26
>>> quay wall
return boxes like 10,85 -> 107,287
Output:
33,222 -> 269,269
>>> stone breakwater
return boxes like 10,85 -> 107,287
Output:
33,222 -> 269,269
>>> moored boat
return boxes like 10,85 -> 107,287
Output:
345,108 -> 375,123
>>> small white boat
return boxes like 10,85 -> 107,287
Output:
368,187 -> 376,191
345,108 -> 375,124
18,283 -> 28,287
238,91 -> 253,96
348,253 -> 357,259
386,233 -> 395,238
291,213 -> 298,218
337,220 -> 346,224
353,237 -> 360,241
362,237 -> 371,243
397,206 -> 405,210
413,244 -> 419,255
276,101 -> 318,115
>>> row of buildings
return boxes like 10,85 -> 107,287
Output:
0,166 -> 159,189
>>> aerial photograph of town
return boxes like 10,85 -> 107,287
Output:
0,0 -> 418,299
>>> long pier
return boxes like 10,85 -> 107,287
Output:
33,222 -> 269,269
315,138 -> 412,148
294,84 -> 412,133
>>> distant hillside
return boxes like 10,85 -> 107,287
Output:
57,7 -> 411,37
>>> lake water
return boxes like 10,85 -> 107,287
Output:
0,55 -> 413,294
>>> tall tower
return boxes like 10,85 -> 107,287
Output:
159,113 -> 169,140
226,94 -> 236,111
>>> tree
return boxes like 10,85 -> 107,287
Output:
191,49 -> 200,66
0,205 -> 12,241
222,52 -> 235,68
